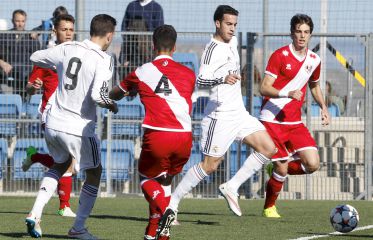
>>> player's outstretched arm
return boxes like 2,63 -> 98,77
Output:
309,81 -> 330,125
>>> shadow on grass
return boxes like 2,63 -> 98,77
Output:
90,214 -> 219,226
0,232 -> 69,239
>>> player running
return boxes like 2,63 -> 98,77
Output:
22,14 -> 77,218
25,14 -> 118,239
156,5 -> 277,238
261,14 -> 330,218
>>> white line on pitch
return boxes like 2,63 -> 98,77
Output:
290,225 -> 373,240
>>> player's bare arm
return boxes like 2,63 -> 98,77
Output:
309,81 -> 330,125
260,74 -> 302,100
0,59 -> 12,74
224,73 -> 241,85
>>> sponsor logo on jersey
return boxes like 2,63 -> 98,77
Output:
282,50 -> 289,56
286,64 -> 292,70
305,65 -> 313,73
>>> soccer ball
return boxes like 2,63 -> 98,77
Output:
330,204 -> 359,233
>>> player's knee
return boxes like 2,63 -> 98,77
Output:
257,141 -> 277,159
265,146 -> 278,159
85,164 -> 102,186
305,161 -> 320,173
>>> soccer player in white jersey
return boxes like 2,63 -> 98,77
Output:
156,5 -> 277,237
110,24 -> 195,240
261,14 -> 330,218
25,14 -> 118,239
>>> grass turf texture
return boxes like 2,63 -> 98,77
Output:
1,197 -> 373,239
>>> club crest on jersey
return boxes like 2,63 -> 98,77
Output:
305,65 -> 313,73
282,50 -> 289,56
286,64 -> 291,70
162,60 -> 168,66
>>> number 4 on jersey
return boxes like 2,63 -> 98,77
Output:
154,75 -> 172,96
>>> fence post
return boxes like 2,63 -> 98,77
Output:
244,32 -> 258,198
364,33 -> 373,200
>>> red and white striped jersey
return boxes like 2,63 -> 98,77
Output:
28,65 -> 58,114
260,44 -> 321,124
119,55 -> 195,132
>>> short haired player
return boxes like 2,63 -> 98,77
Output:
109,24 -> 195,240
25,14 -> 118,239
156,5 -> 277,238
260,14 -> 330,218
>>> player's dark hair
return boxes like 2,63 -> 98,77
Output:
53,14 -> 75,28
90,14 -> 117,37
12,9 -> 27,19
153,24 -> 177,52
213,5 -> 239,22
52,6 -> 68,20
290,14 -> 314,34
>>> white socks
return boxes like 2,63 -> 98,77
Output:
73,184 -> 98,231
227,151 -> 269,193
31,176 -> 58,219
169,163 -> 208,210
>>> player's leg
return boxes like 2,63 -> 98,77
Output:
168,117 -> 235,212
218,113 -> 275,216
68,135 -> 101,239
261,122 -> 290,218
57,171 -> 76,217
57,161 -> 76,217
220,129 -> 275,216
144,203 -> 163,240
22,146 -> 54,171
155,132 -> 192,240
263,160 -> 288,218
26,128 -> 72,238
288,124 -> 319,175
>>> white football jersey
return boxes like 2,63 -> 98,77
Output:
197,36 -> 245,120
30,39 -> 114,136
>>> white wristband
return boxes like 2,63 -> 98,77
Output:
278,91 -> 289,98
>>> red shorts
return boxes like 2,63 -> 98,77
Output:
261,122 -> 317,161
138,129 -> 192,179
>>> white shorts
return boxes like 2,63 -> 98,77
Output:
200,111 -> 265,157
45,128 -> 101,172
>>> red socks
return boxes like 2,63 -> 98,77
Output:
142,179 -> 171,239
141,179 -> 168,213
31,153 -> 54,168
58,176 -> 72,209
288,160 -> 306,175
264,177 -> 284,209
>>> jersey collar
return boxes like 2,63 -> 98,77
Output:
83,39 -> 102,51
289,43 -> 307,62
154,55 -> 173,60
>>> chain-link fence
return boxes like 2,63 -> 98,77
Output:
0,29 -> 372,201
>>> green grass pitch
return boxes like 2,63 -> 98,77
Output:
1,196 -> 373,239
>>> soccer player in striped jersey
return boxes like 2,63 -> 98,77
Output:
25,14 -> 118,239
156,5 -> 277,237
110,24 -> 195,240
22,14 -> 77,218
260,14 -> 330,218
